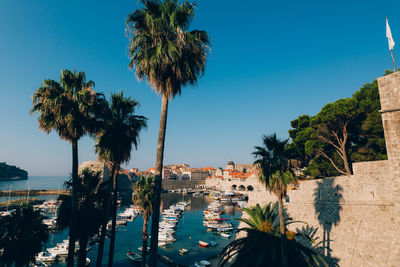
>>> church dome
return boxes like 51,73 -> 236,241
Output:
225,158 -> 235,170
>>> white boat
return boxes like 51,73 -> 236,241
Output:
43,218 -> 57,229
217,226 -> 234,232
86,258 -> 90,266
220,232 -> 230,238
159,223 -> 176,229
159,228 -> 175,234
118,208 -> 137,220
197,260 -> 211,266
47,243 -> 69,256
158,235 -> 176,242
137,246 -> 150,253
33,260 -> 48,267
36,250 -> 59,263
179,248 -> 188,255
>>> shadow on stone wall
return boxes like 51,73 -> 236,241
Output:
313,178 -> 343,266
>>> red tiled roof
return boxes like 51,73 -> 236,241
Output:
202,167 -> 216,171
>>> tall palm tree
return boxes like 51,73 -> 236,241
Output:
57,169 -> 105,267
132,176 -> 155,267
253,133 -> 297,267
95,91 -> 147,267
126,1 -> 210,264
0,204 -> 49,267
31,69 -> 100,267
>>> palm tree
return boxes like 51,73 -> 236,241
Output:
218,229 -> 326,267
95,91 -> 147,266
0,204 -> 49,267
252,133 -> 297,267
238,203 -> 279,234
126,1 -> 210,264
220,203 -> 327,267
31,69 -> 100,267
132,176 -> 155,267
57,169 -> 105,267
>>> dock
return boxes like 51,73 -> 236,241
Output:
0,189 -> 69,196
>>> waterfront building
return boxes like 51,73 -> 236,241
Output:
181,168 -> 208,180
79,160 -> 111,182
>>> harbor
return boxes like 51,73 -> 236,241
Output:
13,191 -> 244,266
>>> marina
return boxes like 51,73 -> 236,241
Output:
11,190 -> 244,266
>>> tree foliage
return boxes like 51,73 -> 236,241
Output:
57,169 -> 106,266
132,176 -> 155,267
0,204 -> 49,267
288,78 -> 387,178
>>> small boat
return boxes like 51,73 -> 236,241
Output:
159,254 -> 174,264
36,250 -> 59,263
126,251 -> 142,264
192,260 -> 211,267
220,232 -> 230,238
137,246 -> 150,253
209,241 -> 217,247
179,248 -> 188,255
116,220 -> 128,226
33,260 -> 48,267
85,258 -> 90,266
47,243 -> 69,256
199,241 -> 209,248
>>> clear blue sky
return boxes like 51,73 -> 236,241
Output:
0,0 -> 399,176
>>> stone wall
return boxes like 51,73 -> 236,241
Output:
244,167 -> 400,266
161,180 -> 206,190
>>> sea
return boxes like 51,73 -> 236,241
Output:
0,177 -> 242,266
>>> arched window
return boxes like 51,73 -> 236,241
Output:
238,185 -> 245,191
232,185 -> 237,190
247,185 -> 254,191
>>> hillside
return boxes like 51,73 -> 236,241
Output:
0,162 -> 28,180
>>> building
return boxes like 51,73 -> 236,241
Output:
79,160 -> 111,183
224,158 -> 256,173
181,168 -> 208,180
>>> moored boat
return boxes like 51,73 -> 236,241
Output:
179,248 -> 188,255
199,241 -> 209,248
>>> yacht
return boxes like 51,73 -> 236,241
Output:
36,250 -> 59,263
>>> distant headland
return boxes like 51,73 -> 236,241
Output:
0,162 -> 28,181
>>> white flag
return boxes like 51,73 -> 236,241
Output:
386,18 -> 395,51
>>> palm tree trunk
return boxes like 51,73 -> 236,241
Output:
107,164 -> 120,267
67,139 -> 79,267
96,166 -> 114,267
277,193 -> 288,267
77,236 -> 88,267
149,94 -> 169,267
141,215 -> 149,267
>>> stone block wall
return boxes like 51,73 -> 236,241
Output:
245,172 -> 400,267
161,180 -> 206,190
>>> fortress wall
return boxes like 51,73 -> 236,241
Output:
245,168 -> 400,267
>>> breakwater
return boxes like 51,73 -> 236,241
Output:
0,189 -> 69,196
161,180 -> 206,190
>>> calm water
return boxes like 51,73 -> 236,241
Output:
1,175 -> 242,266
0,176 -> 69,191
48,193 -> 241,266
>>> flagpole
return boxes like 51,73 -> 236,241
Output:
391,49 -> 396,72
